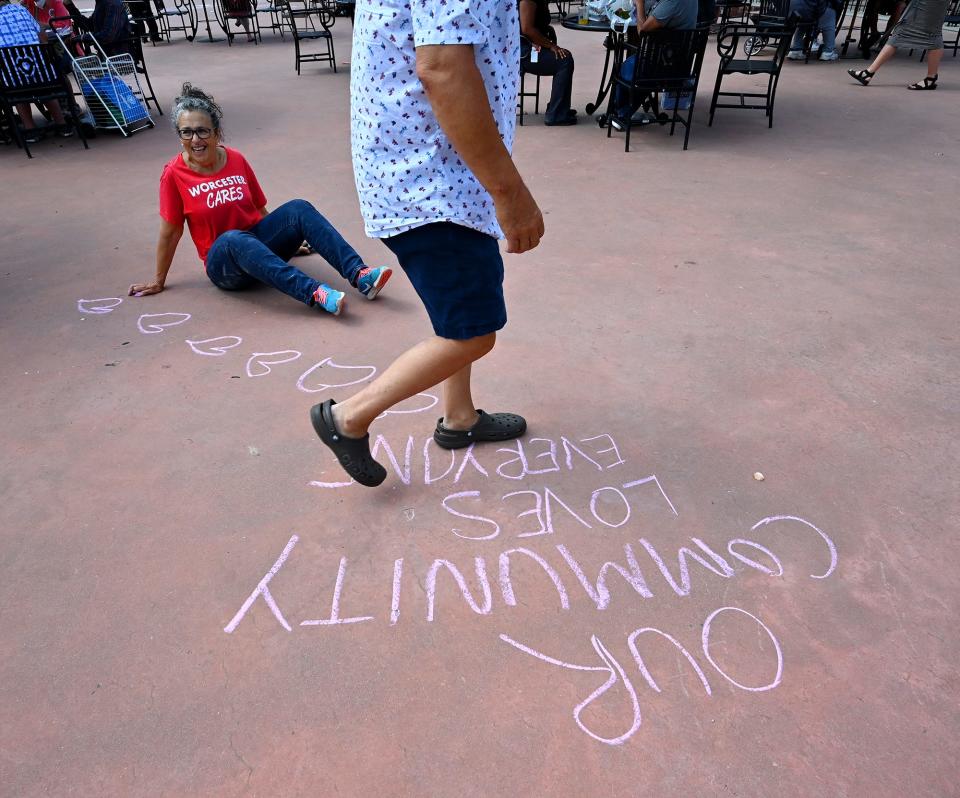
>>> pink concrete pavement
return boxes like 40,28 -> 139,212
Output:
1,18 -> 958,797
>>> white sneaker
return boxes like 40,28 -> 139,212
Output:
819,48 -> 839,61
787,49 -> 805,60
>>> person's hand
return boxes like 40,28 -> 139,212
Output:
494,181 -> 544,254
551,46 -> 571,59
128,280 -> 164,297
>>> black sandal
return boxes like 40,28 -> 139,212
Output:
907,74 -> 938,90
310,399 -> 386,487
848,68 -> 875,85
433,410 -> 527,450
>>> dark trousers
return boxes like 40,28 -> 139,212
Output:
520,43 -> 575,123
127,0 -> 161,38
205,199 -> 365,305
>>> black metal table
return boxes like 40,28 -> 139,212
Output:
560,13 -> 632,115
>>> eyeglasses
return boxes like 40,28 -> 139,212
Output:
176,127 -> 213,140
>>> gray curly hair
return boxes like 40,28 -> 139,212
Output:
171,82 -> 224,137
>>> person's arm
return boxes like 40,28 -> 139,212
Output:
130,219 -> 182,296
62,0 -> 90,31
416,45 -> 543,254
638,13 -> 664,31
519,0 -> 569,56
633,0 -> 647,26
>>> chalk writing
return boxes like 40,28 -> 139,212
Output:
309,433 -> 632,492
137,312 -> 192,334
296,358 -> 377,394
222,516 -> 836,633
499,604 -> 783,745
245,350 -> 303,378
186,336 -> 243,357
77,297 -> 123,314
223,534 -> 299,634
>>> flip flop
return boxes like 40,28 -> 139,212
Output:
310,399 -> 386,487
433,410 -> 527,450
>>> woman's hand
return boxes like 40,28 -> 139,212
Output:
551,45 -> 571,58
128,280 -> 164,297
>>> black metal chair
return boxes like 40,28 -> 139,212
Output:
708,23 -> 792,129
255,0 -> 286,37
280,0 -> 336,74
604,27 -> 709,151
0,42 -> 90,158
156,0 -> 199,41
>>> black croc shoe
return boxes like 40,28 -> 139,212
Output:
433,410 -> 527,450
310,399 -> 386,487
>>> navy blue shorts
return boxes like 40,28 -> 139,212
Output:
382,222 -> 506,340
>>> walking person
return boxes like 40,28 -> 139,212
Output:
848,0 -> 950,88
310,0 -> 544,487
130,83 -> 391,314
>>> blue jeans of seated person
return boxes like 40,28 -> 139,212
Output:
790,6 -> 837,52
613,55 -> 651,120
205,198 -> 365,305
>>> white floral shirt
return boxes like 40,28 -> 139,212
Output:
350,0 -> 519,240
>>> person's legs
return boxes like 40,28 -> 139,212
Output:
867,42 -> 897,73
206,228 -> 332,307
331,334 -> 496,437
613,55 -> 636,118
312,222 -> 517,481
924,47 -> 943,78
522,47 -> 575,123
251,199 -> 366,286
819,7 -> 838,57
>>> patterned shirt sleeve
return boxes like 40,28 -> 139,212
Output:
410,0 -> 490,47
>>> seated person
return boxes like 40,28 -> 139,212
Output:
23,0 -> 73,34
63,0 -> 131,56
0,0 -> 73,142
611,0 -> 699,127
519,0 -> 577,126
130,83 -> 392,316
224,0 -> 256,43
125,0 -> 163,43
787,0 -> 843,61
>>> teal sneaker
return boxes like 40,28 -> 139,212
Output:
355,266 -> 392,300
312,284 -> 345,315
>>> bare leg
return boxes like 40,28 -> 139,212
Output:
47,100 -> 66,126
15,104 -> 36,129
925,48 -> 943,78
867,43 -> 896,73
332,333 -> 495,437
442,363 -> 480,430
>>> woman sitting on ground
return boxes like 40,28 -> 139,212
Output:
130,84 -> 391,315
848,0 -> 949,89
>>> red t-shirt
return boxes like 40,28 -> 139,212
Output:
158,146 -> 267,265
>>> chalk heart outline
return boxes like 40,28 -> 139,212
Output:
186,336 -> 244,357
137,312 -> 192,334
375,391 -> 438,420
246,350 -> 303,377
77,297 -> 123,315
296,358 -> 377,394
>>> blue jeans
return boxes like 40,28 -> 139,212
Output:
205,199 -> 365,305
613,55 -> 649,120
791,6 -> 837,52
